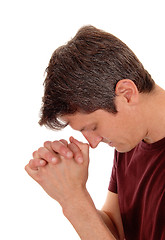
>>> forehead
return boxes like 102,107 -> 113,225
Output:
61,112 -> 94,129
61,109 -> 111,130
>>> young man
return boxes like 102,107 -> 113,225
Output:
25,26 -> 165,240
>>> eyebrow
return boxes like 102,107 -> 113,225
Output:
66,120 -> 85,132
80,123 -> 96,132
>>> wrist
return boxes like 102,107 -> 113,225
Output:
62,188 -> 117,240
62,187 -> 95,219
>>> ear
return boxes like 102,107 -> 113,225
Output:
115,79 -> 139,104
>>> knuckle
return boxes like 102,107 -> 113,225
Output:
75,152 -> 82,159
45,151 -> 53,161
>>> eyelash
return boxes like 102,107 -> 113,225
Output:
80,126 -> 97,132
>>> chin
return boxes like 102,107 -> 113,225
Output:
115,144 -> 135,153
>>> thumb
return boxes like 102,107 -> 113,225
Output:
69,136 -> 89,158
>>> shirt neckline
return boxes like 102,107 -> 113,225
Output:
140,136 -> 165,150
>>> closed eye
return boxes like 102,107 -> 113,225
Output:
80,125 -> 97,132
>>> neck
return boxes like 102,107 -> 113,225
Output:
142,84 -> 165,144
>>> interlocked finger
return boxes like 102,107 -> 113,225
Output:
44,141 -> 55,153
51,140 -> 73,159
37,147 -> 59,164
68,142 -> 83,164
29,158 -> 46,170
32,150 -> 40,159
30,151 -> 47,170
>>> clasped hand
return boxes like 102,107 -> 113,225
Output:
25,137 -> 90,207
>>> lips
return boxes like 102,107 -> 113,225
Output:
102,138 -> 114,147
108,142 -> 114,147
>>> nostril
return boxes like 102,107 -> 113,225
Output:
90,140 -> 101,149
89,143 -> 96,149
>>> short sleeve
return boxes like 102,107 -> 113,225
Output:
108,150 -> 118,193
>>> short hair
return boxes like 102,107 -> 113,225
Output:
39,25 -> 155,130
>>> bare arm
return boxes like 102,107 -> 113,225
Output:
63,189 -> 117,240
98,210 -> 120,239
99,192 -> 125,240
26,138 -> 124,240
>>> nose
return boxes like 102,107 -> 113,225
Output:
82,131 -> 103,148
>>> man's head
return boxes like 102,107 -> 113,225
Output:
39,25 -> 155,150
60,78 -> 156,152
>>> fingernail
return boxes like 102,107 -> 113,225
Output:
52,157 -> 57,163
77,157 -> 83,164
40,160 -> 45,165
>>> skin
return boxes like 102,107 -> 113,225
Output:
25,79 -> 165,240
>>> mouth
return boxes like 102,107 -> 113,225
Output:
108,142 -> 114,147
102,138 -> 114,147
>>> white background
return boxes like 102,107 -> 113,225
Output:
0,0 -> 165,239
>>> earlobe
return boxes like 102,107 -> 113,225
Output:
115,79 -> 139,104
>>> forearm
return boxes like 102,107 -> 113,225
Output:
62,188 -> 117,240
98,210 -> 120,240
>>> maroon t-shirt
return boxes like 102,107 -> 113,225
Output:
109,137 -> 165,240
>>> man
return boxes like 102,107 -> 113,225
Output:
25,26 -> 165,240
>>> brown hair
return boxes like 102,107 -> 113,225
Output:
39,25 -> 155,130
